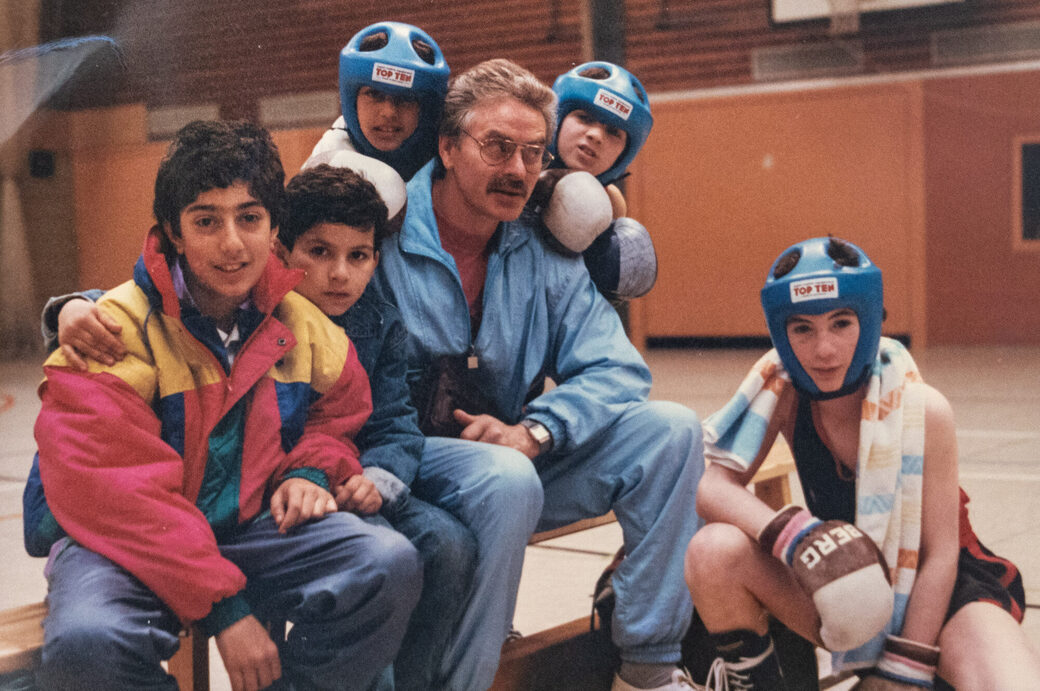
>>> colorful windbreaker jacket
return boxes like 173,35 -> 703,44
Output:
34,228 -> 372,628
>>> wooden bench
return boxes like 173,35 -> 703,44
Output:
491,442 -> 799,690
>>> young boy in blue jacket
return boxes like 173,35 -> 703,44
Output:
274,164 -> 477,691
33,163 -> 477,691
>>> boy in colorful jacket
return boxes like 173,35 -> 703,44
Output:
31,120 -> 421,691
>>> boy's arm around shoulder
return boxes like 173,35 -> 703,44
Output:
354,313 -> 424,490
36,290 -> 248,625
40,288 -> 108,352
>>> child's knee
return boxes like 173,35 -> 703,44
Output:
684,522 -> 753,588
41,614 -> 168,689
432,520 -> 478,575
375,528 -> 423,585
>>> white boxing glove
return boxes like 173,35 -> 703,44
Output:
322,150 -> 407,219
534,170 -> 613,253
304,116 -> 354,169
302,120 -> 408,233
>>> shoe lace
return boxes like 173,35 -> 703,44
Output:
674,667 -> 698,689
703,657 -> 754,691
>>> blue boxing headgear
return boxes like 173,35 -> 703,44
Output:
338,22 -> 449,180
760,237 -> 883,399
550,62 -> 653,184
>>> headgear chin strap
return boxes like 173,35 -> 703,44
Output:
338,21 -> 449,180
550,61 -> 653,185
760,237 -> 883,400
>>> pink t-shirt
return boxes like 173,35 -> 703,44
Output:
436,210 -> 490,321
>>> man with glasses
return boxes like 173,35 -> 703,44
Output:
374,58 -> 705,691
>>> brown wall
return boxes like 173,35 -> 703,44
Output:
38,1 -> 1040,115
15,2 -> 1040,345
923,71 -> 1040,344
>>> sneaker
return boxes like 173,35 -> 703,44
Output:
700,648 -> 783,691
611,668 -> 698,691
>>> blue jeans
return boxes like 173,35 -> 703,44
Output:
414,400 -> 704,690
371,494 -> 478,691
38,512 -> 422,691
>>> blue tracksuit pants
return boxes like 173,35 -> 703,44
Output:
38,512 -> 422,690
414,400 -> 704,690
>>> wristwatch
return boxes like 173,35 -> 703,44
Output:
519,419 -> 554,456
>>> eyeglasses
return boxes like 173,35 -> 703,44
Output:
460,130 -> 554,171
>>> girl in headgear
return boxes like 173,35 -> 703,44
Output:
686,236 -> 1039,689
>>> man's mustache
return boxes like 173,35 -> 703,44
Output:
487,176 -> 528,196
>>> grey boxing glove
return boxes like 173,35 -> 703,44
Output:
583,217 -> 658,302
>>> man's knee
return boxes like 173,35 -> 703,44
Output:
622,401 -> 704,489
470,445 -> 545,520
640,400 -> 703,448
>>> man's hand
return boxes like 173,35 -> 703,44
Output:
335,474 -> 383,515
851,676 -> 921,690
270,477 -> 337,533
57,299 -> 126,369
214,615 -> 281,691
453,409 -> 539,459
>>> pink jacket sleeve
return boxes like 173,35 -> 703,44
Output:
37,367 -> 247,624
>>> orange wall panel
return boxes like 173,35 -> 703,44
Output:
271,127 -> 328,176
71,143 -> 166,290
923,71 -> 1040,345
628,82 -> 926,345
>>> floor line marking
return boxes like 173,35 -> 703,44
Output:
959,471 -> 1040,482
530,544 -> 616,558
957,430 -> 1040,441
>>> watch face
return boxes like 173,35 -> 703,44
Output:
523,420 -> 552,453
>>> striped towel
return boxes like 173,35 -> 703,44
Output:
703,337 -> 926,671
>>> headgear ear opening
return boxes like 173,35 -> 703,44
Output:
760,236 -> 883,399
